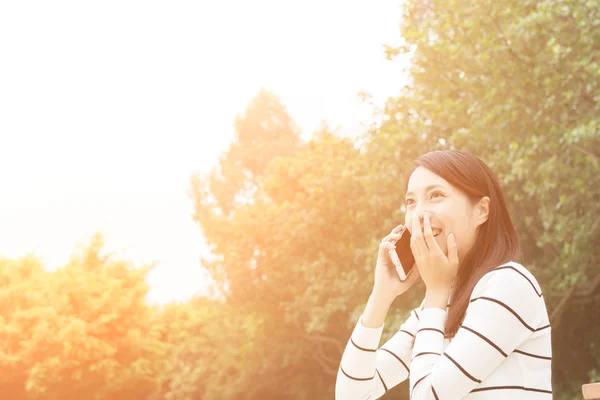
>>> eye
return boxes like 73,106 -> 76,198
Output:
405,191 -> 444,206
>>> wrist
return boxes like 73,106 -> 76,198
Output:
361,292 -> 394,329
369,291 -> 395,307
423,288 -> 451,310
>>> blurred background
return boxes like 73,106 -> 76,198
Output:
0,0 -> 598,399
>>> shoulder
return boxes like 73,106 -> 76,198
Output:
465,261 -> 547,330
471,261 -> 544,302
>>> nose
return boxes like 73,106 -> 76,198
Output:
407,210 -> 433,230
417,212 -> 432,226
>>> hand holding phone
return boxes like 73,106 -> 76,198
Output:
373,224 -> 420,300
387,225 -> 416,282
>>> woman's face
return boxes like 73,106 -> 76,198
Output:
404,166 -> 489,262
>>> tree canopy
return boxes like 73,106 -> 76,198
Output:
1,0 -> 598,398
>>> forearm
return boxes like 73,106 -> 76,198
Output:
361,292 -> 395,328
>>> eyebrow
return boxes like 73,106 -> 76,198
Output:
404,185 -> 447,199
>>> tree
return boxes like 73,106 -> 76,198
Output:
200,88 -> 303,217
191,110 -> 412,397
375,0 -> 600,397
190,1 -> 600,398
0,234 -> 166,399
148,297 -> 264,400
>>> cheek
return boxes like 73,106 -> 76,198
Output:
404,214 -> 413,233
446,224 -> 474,257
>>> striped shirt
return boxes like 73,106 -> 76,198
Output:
336,261 -> 552,399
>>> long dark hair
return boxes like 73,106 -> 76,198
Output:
403,150 -> 521,337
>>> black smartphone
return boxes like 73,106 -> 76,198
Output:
387,225 -> 415,281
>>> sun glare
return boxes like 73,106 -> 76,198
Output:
0,0 -> 407,303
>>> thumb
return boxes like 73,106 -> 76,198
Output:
447,233 -> 459,266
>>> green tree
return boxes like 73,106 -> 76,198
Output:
0,234 -> 166,399
190,1 -> 599,398
191,106 -> 408,398
376,0 -> 600,397
202,88 -> 303,217
149,297 -> 264,400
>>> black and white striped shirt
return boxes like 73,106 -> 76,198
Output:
336,261 -> 552,399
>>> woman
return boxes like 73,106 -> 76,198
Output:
335,150 -> 552,399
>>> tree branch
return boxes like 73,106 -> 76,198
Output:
297,330 -> 344,355
570,144 -> 600,167
550,274 -> 600,330
243,360 -> 302,400
310,342 -> 339,377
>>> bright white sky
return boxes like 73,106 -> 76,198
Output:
0,0 -> 407,304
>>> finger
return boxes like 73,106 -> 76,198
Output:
410,214 -> 424,258
447,233 -> 459,266
392,224 -> 405,234
379,240 -> 391,250
423,215 -> 440,253
379,240 -> 396,253
382,232 -> 401,243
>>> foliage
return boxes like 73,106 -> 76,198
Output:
0,0 -> 598,398
0,234 -> 165,399
190,0 -> 600,397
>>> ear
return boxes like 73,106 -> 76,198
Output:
476,196 -> 490,226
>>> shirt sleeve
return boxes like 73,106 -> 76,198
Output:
335,304 -> 423,400
409,267 -> 547,400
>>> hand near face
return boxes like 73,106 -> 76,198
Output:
372,224 -> 421,302
410,214 -> 459,292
